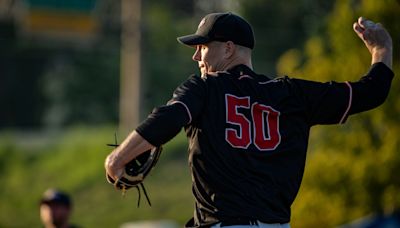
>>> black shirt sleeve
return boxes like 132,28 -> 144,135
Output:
294,62 -> 394,126
294,79 -> 351,125
348,62 -> 394,115
168,74 -> 207,122
136,75 -> 206,146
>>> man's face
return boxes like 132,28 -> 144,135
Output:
40,202 -> 71,228
192,41 -> 226,74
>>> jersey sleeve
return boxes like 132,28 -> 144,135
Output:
136,75 -> 206,146
347,62 -> 394,115
294,79 -> 351,125
295,62 -> 394,126
167,74 -> 207,123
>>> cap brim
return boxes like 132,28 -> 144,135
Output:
177,34 -> 210,47
41,199 -> 70,206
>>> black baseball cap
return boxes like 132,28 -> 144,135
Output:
177,12 -> 255,49
40,189 -> 71,206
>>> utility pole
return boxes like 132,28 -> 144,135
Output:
120,0 -> 142,134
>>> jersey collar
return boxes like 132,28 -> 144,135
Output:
226,64 -> 257,79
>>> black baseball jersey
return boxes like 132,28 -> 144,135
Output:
136,63 -> 393,227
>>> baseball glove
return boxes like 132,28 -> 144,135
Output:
106,134 -> 162,207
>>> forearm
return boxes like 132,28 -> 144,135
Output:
372,47 -> 392,69
115,131 -> 154,164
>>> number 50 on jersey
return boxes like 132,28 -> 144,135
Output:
225,94 -> 281,151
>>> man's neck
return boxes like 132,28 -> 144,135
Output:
222,58 -> 253,72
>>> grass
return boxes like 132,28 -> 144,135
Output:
3,124 -> 397,227
0,126 -> 193,227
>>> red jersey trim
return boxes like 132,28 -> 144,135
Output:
169,101 -> 192,124
339,82 -> 353,124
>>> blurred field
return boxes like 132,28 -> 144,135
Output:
2,124 -> 400,227
0,127 -> 192,227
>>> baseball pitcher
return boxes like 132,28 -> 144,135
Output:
105,12 -> 393,228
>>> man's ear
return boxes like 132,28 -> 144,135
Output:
224,41 -> 236,59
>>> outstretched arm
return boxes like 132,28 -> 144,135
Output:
353,17 -> 393,69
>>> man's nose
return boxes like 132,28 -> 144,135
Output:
192,47 -> 201,61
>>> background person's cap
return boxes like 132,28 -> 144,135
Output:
177,12 -> 255,49
40,189 -> 71,206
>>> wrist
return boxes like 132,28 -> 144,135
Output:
371,46 -> 392,68
372,45 -> 392,54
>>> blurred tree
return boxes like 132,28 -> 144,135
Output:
239,0 -> 335,75
275,0 -> 400,227
0,19 -> 49,128
141,0 -> 197,112
41,45 -> 119,128
0,0 -> 121,129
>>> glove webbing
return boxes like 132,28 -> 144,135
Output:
108,133 -> 152,207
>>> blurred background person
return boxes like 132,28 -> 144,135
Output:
40,188 -> 79,228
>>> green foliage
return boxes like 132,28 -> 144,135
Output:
0,127 -> 192,227
41,46 -> 120,127
276,0 -> 400,227
142,2 -> 197,112
239,0 -> 336,75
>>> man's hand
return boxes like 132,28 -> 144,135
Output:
104,130 -> 155,182
353,17 -> 393,68
105,151 -> 125,181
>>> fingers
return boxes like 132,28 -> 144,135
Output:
353,17 -> 379,45
357,17 -> 378,30
354,17 -> 378,32
107,168 -> 124,181
105,153 -> 124,180
358,17 -> 370,29
106,170 -> 124,184
353,22 -> 364,37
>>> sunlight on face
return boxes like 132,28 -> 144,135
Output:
192,42 -> 226,74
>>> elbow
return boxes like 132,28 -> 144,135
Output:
375,79 -> 393,107
368,85 -> 392,110
374,89 -> 391,107
350,83 -> 392,114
